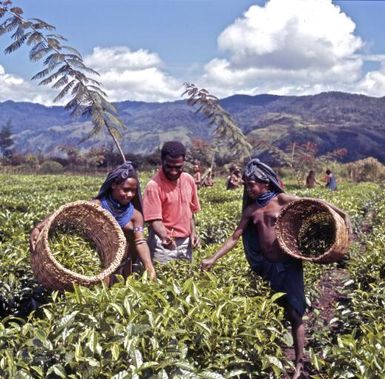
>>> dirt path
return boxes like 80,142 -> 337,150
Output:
283,265 -> 350,378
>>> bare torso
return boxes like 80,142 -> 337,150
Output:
246,193 -> 297,262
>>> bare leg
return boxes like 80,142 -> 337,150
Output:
286,305 -> 305,379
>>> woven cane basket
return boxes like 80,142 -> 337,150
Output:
275,198 -> 349,264
30,201 -> 126,290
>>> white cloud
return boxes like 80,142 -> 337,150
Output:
0,65 -> 56,104
200,0 -> 377,97
0,47 -> 183,105
84,46 -> 182,102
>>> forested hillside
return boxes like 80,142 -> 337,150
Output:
1,91 -> 385,162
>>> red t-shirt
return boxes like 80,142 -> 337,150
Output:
143,169 -> 200,238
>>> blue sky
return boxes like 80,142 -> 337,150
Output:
1,0 -> 385,104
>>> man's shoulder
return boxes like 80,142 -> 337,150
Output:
180,172 -> 195,183
145,176 -> 161,191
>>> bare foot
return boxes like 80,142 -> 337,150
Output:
292,359 -> 305,379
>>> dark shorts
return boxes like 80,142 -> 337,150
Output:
252,257 -> 306,317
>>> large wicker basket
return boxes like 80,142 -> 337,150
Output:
275,198 -> 349,264
30,201 -> 127,290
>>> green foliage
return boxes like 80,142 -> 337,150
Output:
1,173 -> 385,377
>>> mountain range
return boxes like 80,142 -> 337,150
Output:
1,91 -> 384,163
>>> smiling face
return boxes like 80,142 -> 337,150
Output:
244,179 -> 269,199
162,155 -> 184,181
111,177 -> 138,205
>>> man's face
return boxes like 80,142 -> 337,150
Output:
162,155 -> 184,181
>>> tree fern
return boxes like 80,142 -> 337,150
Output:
182,83 -> 252,165
0,0 -> 127,162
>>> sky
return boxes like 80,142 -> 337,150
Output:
1,0 -> 385,105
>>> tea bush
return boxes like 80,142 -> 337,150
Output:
1,173 -> 384,377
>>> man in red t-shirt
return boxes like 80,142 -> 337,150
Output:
143,141 -> 201,263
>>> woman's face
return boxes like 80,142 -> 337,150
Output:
111,177 -> 138,205
244,179 -> 268,199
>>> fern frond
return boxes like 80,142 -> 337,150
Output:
99,98 -> 117,114
29,41 -> 50,61
46,37 -> 61,49
85,85 -> 107,98
21,20 -> 32,29
31,18 -> 55,31
46,33 -> 67,41
64,97 -> 80,112
53,79 -> 75,102
104,112 -> 126,131
31,63 -> 62,80
10,6 -> 23,15
26,31 -> 42,45
52,74 -> 68,89
43,52 -> 64,66
0,15 -> 19,35
11,23 -> 25,39
4,31 -> 29,53
38,64 -> 69,85
69,81 -> 81,97
0,8 -> 7,19
61,45 -> 82,57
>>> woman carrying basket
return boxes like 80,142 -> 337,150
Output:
93,161 -> 156,282
30,162 -> 156,283
200,159 -> 351,379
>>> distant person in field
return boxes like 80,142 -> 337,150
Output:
30,162 -> 156,283
201,167 -> 214,187
193,164 -> 202,189
143,141 -> 201,264
226,165 -> 242,190
200,158 -> 351,379
325,168 -> 337,191
305,170 -> 320,189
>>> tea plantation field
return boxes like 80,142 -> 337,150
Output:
0,173 -> 384,378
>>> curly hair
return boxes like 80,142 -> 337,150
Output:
161,141 -> 186,161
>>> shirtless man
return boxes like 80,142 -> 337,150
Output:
201,158 -> 351,379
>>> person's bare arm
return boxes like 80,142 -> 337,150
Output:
190,214 -> 200,248
132,210 -> 156,280
200,208 -> 252,270
134,241 -> 156,280
148,219 -> 176,249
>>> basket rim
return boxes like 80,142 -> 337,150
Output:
276,197 -> 342,262
38,200 -> 126,283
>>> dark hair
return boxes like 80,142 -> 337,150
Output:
161,141 -> 186,161
326,169 -> 331,175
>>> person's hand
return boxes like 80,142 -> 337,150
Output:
191,233 -> 201,248
29,227 -> 41,252
161,236 -> 177,250
147,267 -> 157,281
200,257 -> 216,271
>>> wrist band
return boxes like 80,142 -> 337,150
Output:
133,226 -> 144,232
135,238 -> 147,245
